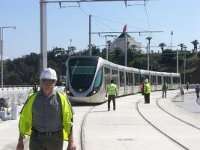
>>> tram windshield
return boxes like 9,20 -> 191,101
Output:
68,57 -> 98,92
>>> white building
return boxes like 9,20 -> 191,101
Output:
110,32 -> 142,51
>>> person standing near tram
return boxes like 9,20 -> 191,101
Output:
162,81 -> 168,98
144,79 -> 151,104
106,80 -> 118,111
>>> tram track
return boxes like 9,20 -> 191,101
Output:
136,101 -> 190,150
156,98 -> 200,131
80,106 -> 95,150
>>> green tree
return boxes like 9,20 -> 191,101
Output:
191,40 -> 199,53
158,43 -> 166,53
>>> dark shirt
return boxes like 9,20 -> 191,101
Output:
32,90 -> 62,132
196,85 -> 200,93
162,84 -> 167,91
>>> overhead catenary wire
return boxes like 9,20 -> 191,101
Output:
143,3 -> 151,36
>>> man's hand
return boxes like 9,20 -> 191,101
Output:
67,142 -> 76,150
16,140 -> 24,150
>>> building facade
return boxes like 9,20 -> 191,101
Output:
110,32 -> 142,51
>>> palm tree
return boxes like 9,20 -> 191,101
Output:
191,40 -> 199,53
158,43 -> 166,53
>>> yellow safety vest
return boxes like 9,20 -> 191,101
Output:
107,83 -> 117,96
19,92 -> 73,141
144,83 -> 151,94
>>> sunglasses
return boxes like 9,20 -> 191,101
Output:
41,79 -> 56,84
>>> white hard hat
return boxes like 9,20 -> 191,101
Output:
144,79 -> 148,83
40,68 -> 57,81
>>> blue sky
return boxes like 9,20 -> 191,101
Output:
0,0 -> 200,59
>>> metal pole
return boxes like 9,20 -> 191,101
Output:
0,28 -> 3,89
0,26 -> 16,89
105,36 -> 108,60
147,41 -> 150,71
146,45 -> 148,69
176,49 -> 179,73
124,32 -> 127,66
89,14 -> 92,56
40,0 -> 48,72
170,31 -> 173,50
146,37 -> 152,71
184,49 -> 186,85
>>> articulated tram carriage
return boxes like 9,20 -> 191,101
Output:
65,56 -> 180,103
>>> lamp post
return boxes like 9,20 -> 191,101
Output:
178,43 -> 185,84
176,49 -> 179,73
183,46 -> 187,85
0,26 -> 16,88
124,31 -> 128,67
40,0 -> 47,71
146,36 -> 152,71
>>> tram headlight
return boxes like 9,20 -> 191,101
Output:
87,90 -> 97,96
92,90 -> 96,94
66,90 -> 70,94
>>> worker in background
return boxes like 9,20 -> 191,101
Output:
186,82 -> 189,91
195,84 -> 200,99
144,79 -> 151,104
106,80 -> 118,111
140,81 -> 144,95
162,81 -> 168,98
16,68 -> 76,150
32,81 -> 38,93
180,85 -> 184,96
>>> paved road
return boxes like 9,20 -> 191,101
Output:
1,90 -> 200,150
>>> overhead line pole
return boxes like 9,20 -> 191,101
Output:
0,26 -> 16,89
184,46 -> 187,85
89,14 -> 92,56
40,0 -> 47,72
146,36 -> 152,71
177,49 -> 179,73
124,32 -> 128,66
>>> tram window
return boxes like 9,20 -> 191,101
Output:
151,75 -> 156,84
120,71 -> 124,87
104,67 -> 110,75
167,77 -> 171,84
163,76 -> 167,83
173,77 -> 179,84
158,76 -> 162,85
173,77 -> 176,83
126,72 -> 128,85
135,73 -> 140,85
164,76 -> 170,84
126,72 -> 133,86
129,73 -> 133,85
112,69 -> 118,85
104,75 -> 111,88
144,75 -> 149,80
70,66 -> 96,75
93,68 -> 102,89
69,58 -> 97,91
112,69 -> 118,75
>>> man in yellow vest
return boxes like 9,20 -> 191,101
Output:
106,80 -> 118,111
16,68 -> 76,150
144,78 -> 151,104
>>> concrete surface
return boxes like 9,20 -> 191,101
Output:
1,89 -> 200,150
